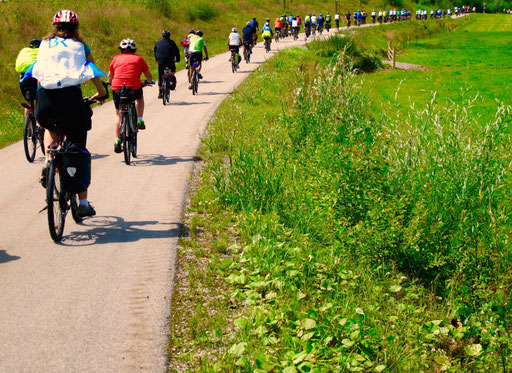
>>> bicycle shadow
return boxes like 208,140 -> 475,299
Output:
61,216 -> 188,246
200,81 -> 223,84
0,250 -> 21,264
172,101 -> 210,106
129,154 -> 200,167
91,153 -> 109,160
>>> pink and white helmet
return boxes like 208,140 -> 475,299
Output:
53,10 -> 79,25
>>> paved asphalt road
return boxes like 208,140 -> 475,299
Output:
0,23 -> 378,372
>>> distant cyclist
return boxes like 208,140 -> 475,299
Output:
242,21 -> 254,57
228,27 -> 242,67
31,9 -> 106,217
262,22 -> 273,50
15,39 -> 40,116
274,17 -> 283,38
181,29 -> 195,65
154,30 -> 180,99
325,12 -> 332,31
188,30 -> 208,88
109,39 -> 153,152
318,13 -> 325,32
334,12 -> 340,28
250,17 -> 259,45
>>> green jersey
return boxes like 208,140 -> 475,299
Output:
15,47 -> 38,73
189,35 -> 206,53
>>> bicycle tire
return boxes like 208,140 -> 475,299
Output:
162,81 -> 167,106
46,160 -> 65,242
23,113 -> 37,162
38,126 -> 46,156
130,106 -> 138,158
192,71 -> 198,95
70,193 -> 82,223
165,83 -> 170,105
122,112 -> 131,165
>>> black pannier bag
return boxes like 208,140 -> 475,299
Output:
61,143 -> 91,193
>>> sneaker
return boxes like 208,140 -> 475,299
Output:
114,139 -> 122,153
77,202 -> 96,218
137,119 -> 146,130
40,163 -> 49,189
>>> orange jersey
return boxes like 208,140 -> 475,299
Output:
274,19 -> 283,28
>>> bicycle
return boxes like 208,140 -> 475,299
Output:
161,68 -> 172,106
22,99 -> 45,162
117,81 -> 152,165
230,48 -> 240,73
293,28 -> 299,40
264,38 -> 271,53
275,29 -> 280,42
45,94 -> 106,242
243,43 -> 251,64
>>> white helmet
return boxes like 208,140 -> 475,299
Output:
265,22 -> 269,26
119,38 -> 136,51
232,27 -> 237,32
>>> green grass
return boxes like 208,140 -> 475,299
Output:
362,14 -> 512,120
170,19 -> 512,372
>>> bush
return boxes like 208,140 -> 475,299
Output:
186,2 -> 217,21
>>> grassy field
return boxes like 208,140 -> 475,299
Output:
362,14 -> 512,120
0,0 -> 412,149
169,15 -> 512,372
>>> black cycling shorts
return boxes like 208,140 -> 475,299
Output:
189,52 -> 203,65
35,86 -> 90,148
20,77 -> 38,101
112,87 -> 143,110
229,46 -> 240,54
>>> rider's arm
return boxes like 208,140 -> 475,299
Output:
143,71 -> 153,83
90,77 -> 107,102
203,46 -> 209,59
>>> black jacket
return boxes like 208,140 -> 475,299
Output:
154,38 -> 180,64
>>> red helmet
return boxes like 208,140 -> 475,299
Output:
53,10 -> 79,25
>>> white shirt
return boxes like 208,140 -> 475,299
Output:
335,13 -> 340,19
228,32 -> 241,46
311,15 -> 317,23
292,19 -> 298,27
371,11 -> 376,16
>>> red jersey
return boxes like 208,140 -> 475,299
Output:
274,19 -> 283,28
109,53 -> 149,91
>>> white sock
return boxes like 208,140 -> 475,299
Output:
79,199 -> 88,207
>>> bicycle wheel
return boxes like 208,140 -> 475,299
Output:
164,82 -> 170,105
46,160 -> 65,242
23,113 -> 37,162
192,71 -> 198,95
70,193 -> 82,223
130,107 -> 138,158
38,125 -> 46,156
162,81 -> 167,106
122,112 -> 131,165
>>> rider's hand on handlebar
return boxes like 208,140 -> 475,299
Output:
203,57 -> 209,61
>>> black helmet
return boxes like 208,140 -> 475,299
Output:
30,39 -> 41,48
162,30 -> 170,38
196,30 -> 203,36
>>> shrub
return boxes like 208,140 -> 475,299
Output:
186,2 -> 217,21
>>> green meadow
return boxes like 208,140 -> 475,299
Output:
170,15 -> 512,372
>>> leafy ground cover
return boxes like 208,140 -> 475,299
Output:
169,16 -> 512,372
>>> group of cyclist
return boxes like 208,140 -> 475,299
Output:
15,9 -> 209,218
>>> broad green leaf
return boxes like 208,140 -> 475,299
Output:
283,366 -> 297,373
355,307 -> 365,315
466,344 -> 483,356
303,318 -> 317,330
235,356 -> 250,368
234,317 -> 247,328
292,351 -> 308,364
389,285 -> 402,293
229,342 -> 247,356
375,365 -> 386,372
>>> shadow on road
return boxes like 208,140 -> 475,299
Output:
172,101 -> 210,106
62,216 -> 187,246
129,154 -> 199,167
200,80 -> 223,84
0,250 -> 21,264
204,92 -> 232,96
91,153 -> 109,160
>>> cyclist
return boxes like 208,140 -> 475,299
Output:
362,10 -> 367,24
355,10 -> 362,25
325,12 -> 332,31
250,17 -> 259,45
30,9 -> 106,217
154,30 -> 180,99
15,39 -> 40,117
304,14 -> 312,38
262,22 -> 273,50
242,21 -> 254,57
188,30 -> 208,88
228,27 -> 242,67
378,10 -> 383,23
345,11 -> 351,27
334,12 -> 340,28
291,16 -> 300,38
109,39 -> 152,152
371,9 -> 376,23
318,13 -> 325,33
311,13 -> 318,32
181,29 -> 195,65
274,16 -> 283,39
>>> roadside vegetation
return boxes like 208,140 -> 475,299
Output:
170,15 -> 512,372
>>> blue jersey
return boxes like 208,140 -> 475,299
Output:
318,16 -> 324,25
242,26 -> 254,42
250,19 -> 259,30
